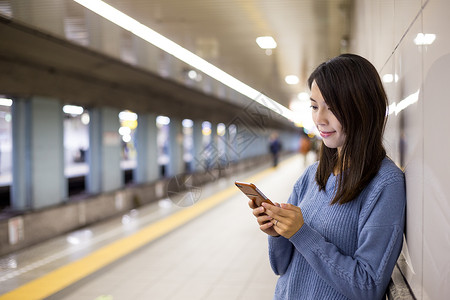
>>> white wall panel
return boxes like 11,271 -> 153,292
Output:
422,1 -> 450,299
351,0 -> 450,298
397,17 -> 425,299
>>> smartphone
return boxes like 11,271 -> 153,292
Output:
234,181 -> 274,206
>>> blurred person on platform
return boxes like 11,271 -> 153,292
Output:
269,132 -> 282,167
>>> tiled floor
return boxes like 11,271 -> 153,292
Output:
0,154 -> 308,300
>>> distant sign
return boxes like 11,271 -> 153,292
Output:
8,216 -> 24,245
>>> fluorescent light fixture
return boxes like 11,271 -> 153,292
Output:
63,104 -> 84,115
81,113 -> 90,125
188,70 -> 197,80
122,134 -> 131,143
256,36 -> 277,49
297,92 -> 310,102
289,99 -> 302,111
0,98 -> 12,107
202,121 -> 211,136
414,33 -> 436,45
72,0 -> 299,123
119,126 -> 131,136
202,121 -> 211,129
217,123 -> 226,136
119,110 -> 138,121
156,115 -> 170,125
182,119 -> 193,128
285,75 -> 299,85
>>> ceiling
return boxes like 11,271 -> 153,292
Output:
66,0 -> 353,109
0,0 -> 353,115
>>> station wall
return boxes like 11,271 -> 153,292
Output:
351,0 -> 450,298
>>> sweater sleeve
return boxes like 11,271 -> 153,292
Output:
267,171 -> 307,275
289,179 -> 406,300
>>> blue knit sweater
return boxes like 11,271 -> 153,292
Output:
269,157 -> 406,300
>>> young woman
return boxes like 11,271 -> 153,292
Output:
249,54 -> 406,300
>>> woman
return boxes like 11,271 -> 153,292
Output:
249,54 -> 406,299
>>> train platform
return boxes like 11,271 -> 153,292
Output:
0,154 -> 309,300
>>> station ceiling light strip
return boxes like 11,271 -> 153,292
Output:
73,0 -> 297,123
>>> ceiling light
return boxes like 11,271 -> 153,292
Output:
81,113 -> 90,125
118,110 -> 138,121
156,115 -> 170,126
256,36 -> 277,49
289,99 -> 302,111
119,126 -> 131,136
217,123 -> 226,136
63,104 -> 84,115
73,0 -> 299,123
0,98 -> 12,107
188,70 -> 197,80
297,92 -> 310,102
414,33 -> 436,45
182,119 -> 193,128
285,75 -> 299,85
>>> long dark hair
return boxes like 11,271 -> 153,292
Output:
308,54 -> 388,205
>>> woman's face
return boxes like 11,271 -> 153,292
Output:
310,80 -> 346,152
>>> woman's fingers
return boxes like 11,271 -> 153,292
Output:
252,205 -> 265,217
261,202 -> 304,239
257,214 -> 273,225
248,200 -> 257,209
260,220 -> 274,230
247,200 -> 280,237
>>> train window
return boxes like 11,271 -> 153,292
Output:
119,110 -> 138,184
0,97 -> 12,209
63,105 -> 89,196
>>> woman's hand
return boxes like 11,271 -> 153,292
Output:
261,202 -> 304,239
248,200 -> 280,237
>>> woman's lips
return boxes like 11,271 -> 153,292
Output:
319,130 -> 335,138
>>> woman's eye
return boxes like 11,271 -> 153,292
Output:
310,105 -> 318,111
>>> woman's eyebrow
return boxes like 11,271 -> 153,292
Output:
310,97 -> 317,102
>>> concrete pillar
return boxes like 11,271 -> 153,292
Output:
208,123 -> 218,169
226,124 -> 238,163
192,120 -> 204,172
216,124 -> 228,167
11,99 -> 30,210
87,107 -> 122,194
135,113 -> 158,183
221,126 -> 232,165
167,118 -> 184,176
11,97 -> 65,210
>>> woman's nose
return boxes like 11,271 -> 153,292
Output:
314,108 -> 328,126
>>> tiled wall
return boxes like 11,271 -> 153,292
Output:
350,0 -> 449,299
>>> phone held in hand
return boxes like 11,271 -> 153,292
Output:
235,181 -> 274,206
